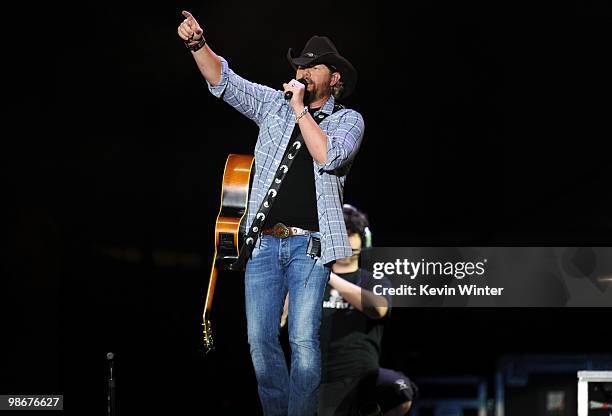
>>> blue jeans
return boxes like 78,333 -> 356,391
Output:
245,232 -> 330,416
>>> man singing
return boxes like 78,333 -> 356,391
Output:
178,11 -> 364,415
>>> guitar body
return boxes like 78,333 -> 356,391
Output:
203,154 -> 254,354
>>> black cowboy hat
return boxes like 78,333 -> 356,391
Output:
287,35 -> 357,99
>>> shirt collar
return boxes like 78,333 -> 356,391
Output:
313,95 -> 335,116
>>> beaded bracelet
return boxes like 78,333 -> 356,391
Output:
295,106 -> 309,123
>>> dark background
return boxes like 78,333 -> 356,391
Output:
5,1 -> 612,414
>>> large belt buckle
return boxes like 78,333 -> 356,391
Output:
272,222 -> 290,238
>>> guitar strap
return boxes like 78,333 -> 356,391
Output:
230,103 -> 344,271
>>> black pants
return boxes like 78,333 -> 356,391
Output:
318,368 -> 418,416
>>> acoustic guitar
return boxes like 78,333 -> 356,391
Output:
202,154 -> 254,354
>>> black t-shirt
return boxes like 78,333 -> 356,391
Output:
264,108 -> 321,231
320,269 -> 393,382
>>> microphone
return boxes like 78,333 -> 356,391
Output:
284,79 -> 308,100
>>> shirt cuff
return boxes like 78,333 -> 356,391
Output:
314,136 -> 341,173
206,57 -> 229,98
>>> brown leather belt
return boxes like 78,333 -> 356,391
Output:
262,223 -> 311,239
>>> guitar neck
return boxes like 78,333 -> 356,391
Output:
204,264 -> 218,315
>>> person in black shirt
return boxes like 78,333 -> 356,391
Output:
318,204 -> 418,416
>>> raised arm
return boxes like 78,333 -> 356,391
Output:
178,11 -> 280,125
178,11 -> 222,86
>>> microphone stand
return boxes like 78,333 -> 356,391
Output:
107,352 -> 117,416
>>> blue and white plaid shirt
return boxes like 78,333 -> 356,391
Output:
207,57 -> 365,265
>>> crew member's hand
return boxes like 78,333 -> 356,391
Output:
178,11 -> 203,43
283,79 -> 306,111
280,294 -> 289,328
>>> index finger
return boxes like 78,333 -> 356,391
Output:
181,10 -> 194,21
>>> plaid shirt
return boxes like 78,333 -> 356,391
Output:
207,57 -> 364,265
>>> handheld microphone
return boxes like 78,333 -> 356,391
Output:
284,79 -> 308,100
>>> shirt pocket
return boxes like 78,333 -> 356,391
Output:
261,115 -> 290,148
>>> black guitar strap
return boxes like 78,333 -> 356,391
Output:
230,103 -> 344,271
